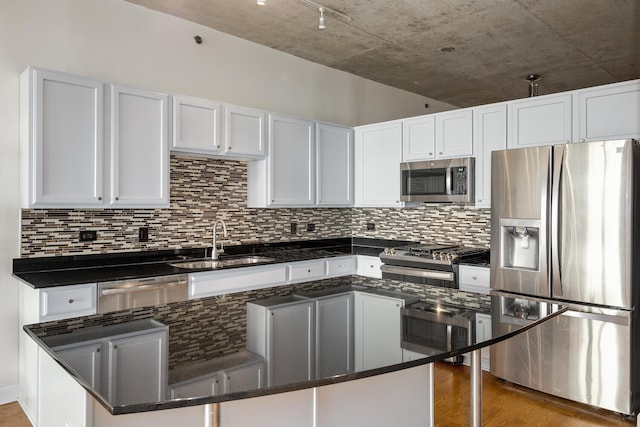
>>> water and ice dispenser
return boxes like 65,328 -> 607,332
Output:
499,218 -> 541,271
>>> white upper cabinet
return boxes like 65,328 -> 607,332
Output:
402,115 -> 435,161
21,67 -> 104,207
575,80 -> 640,142
435,108 -> 474,158
316,123 -> 354,206
172,97 -> 266,160
109,85 -> 169,207
473,103 -> 507,208
269,114 -> 315,206
354,121 -> 403,207
172,95 -> 222,155
20,67 -> 170,208
247,114 -> 315,207
224,104 -> 266,159
508,93 -> 573,148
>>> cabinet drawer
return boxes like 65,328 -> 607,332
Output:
40,284 -> 97,321
458,265 -> 490,294
326,256 -> 356,277
288,260 -> 326,283
189,264 -> 287,299
356,255 -> 382,278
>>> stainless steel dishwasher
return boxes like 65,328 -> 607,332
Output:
97,274 -> 189,313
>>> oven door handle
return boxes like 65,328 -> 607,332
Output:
380,265 -> 455,281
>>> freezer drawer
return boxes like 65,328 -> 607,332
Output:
491,295 -> 635,415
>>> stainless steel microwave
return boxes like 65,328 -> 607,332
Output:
400,157 -> 474,203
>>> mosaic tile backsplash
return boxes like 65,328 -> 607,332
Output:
21,156 -> 490,256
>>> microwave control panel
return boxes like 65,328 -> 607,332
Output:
453,167 -> 467,194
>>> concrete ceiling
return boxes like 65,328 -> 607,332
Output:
126,0 -> 640,108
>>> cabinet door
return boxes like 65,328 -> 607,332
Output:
508,93 -> 572,148
222,361 -> 264,394
435,108 -> 474,158
473,103 -> 507,208
268,114 -> 315,206
576,81 -> 640,142
107,329 -> 168,405
22,68 -> 104,207
354,292 -> 403,370
170,373 -> 221,398
268,301 -> 315,386
316,293 -> 354,378
224,104 -> 266,159
109,85 -> 169,207
402,115 -> 435,161
316,123 -> 354,206
172,95 -> 222,154
54,340 -> 102,391
354,121 -> 403,207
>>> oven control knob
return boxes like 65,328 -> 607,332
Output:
391,248 -> 396,255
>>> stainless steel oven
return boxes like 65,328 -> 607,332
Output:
401,301 -> 473,364
379,244 -> 489,289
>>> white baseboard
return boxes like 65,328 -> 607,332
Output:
0,383 -> 19,405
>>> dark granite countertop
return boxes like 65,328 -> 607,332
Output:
23,275 -> 567,416
13,238 -> 359,288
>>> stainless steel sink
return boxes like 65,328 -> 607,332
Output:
169,256 -> 275,270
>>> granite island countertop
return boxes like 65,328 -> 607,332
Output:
24,274 -> 565,416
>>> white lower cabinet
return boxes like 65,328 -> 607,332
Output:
315,292 -> 354,377
288,259 -> 326,284
353,291 -> 404,370
475,313 -> 492,371
38,283 -> 98,322
247,297 -> 315,387
53,339 -> 103,390
107,328 -> 168,405
169,352 -> 264,399
188,263 -> 288,299
458,264 -> 490,295
51,321 -> 169,407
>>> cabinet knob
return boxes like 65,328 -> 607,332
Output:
369,265 -> 374,268
472,276 -> 477,280
478,320 -> 483,325
98,196 -> 102,201
68,299 -> 74,304
439,152 -> 443,155
429,152 -> 433,156
115,197 -> 119,201
307,269 -> 311,273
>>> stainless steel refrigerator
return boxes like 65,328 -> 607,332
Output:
490,139 -> 640,416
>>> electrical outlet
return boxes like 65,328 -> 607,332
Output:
290,223 -> 297,235
79,230 -> 97,242
139,227 -> 149,242
367,223 -> 375,231
306,223 -> 315,232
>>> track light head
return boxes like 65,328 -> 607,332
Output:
318,7 -> 326,29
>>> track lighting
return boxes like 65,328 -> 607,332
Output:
255,0 -> 351,30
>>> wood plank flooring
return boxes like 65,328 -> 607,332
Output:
0,402 -> 30,427
434,362 -> 636,426
1,363 -> 636,426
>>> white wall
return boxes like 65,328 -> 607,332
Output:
0,0 -> 452,401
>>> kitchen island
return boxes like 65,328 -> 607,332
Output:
23,275 -> 565,427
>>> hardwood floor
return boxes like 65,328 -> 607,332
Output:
0,402 -> 30,427
434,362 -> 636,426
1,364 -> 636,426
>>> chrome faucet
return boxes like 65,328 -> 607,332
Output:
212,220 -> 228,260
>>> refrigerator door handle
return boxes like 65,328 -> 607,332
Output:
551,144 -> 564,296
